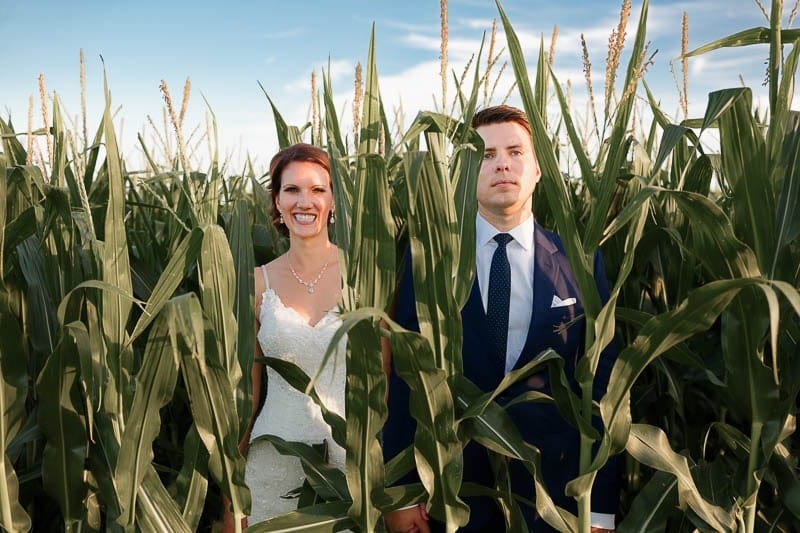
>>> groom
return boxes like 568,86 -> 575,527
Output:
383,105 -> 620,532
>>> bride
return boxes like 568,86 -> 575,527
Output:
230,143 -> 346,528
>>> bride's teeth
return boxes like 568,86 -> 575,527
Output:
294,213 -> 316,223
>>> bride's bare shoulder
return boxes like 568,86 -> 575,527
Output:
254,257 -> 288,308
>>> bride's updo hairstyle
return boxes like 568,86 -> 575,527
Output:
267,143 -> 331,237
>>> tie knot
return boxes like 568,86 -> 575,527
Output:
494,233 -> 513,248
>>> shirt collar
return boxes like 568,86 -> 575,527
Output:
476,212 -> 535,251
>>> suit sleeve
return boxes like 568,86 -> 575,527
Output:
382,250 -> 421,485
590,249 -> 622,514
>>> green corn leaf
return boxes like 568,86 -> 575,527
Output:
246,500 -> 353,532
198,225 -> 239,383
17,237 -> 58,356
50,95 -> 68,189
115,298 -> 182,526
0,117 -> 27,166
128,227 -> 204,342
601,277 -> 799,457
36,336 -> 87,527
666,187 -> 762,279
394,112 -> 481,311
346,154 -> 395,312
174,426 -> 209,530
389,327 -> 469,529
457,349 -> 596,440
384,445 -> 417,488
359,25 -> 382,156
322,61 -> 348,157
770,442 -> 800,519
455,376 -> 578,533
259,82 -> 302,149
265,357 -> 346,448
253,434 -> 349,502
83,118 -> 105,194
381,484 -> 427,512
4,204 -> 38,259
100,72 -> 134,422
683,26 -> 800,57
580,183 -> 649,396
403,150 -> 462,373
323,67 -> 354,257
603,187 -> 761,280
617,471 -> 678,533
450,139 -> 480,309
0,290 -> 31,532
64,320 -> 99,440
772,111 -> 800,278
200,99 -> 222,225
344,318 -> 388,530
681,154 -> 714,197
711,88 -> 775,272
176,293 -> 250,523
626,424 -> 734,532
615,308 -> 707,370
533,37 -> 548,129
651,124 -> 692,175
230,199 -> 256,440
134,467 -> 192,533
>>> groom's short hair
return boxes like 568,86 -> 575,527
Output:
472,104 -> 531,136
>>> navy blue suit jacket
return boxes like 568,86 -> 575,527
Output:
383,222 -> 620,531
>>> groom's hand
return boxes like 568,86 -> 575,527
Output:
384,504 -> 430,533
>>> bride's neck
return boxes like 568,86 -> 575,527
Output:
288,238 -> 335,268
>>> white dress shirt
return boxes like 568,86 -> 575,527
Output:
476,212 -> 535,374
475,212 -> 615,530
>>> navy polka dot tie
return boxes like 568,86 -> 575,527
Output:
487,233 -> 512,374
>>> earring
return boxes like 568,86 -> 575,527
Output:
279,211 -> 285,224
329,209 -> 335,224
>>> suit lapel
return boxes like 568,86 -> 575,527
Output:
514,224 -> 562,370
533,226 -> 561,314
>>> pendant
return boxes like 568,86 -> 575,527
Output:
307,286 -> 315,294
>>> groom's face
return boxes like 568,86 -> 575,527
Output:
475,120 -> 541,222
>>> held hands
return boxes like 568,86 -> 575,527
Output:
384,503 -> 430,533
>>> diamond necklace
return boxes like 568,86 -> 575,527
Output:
288,255 -> 329,293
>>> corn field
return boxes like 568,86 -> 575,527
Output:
2,0 -> 800,531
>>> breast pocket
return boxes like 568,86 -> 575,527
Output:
541,301 -> 583,346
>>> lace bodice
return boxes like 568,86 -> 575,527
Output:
250,286 -> 347,469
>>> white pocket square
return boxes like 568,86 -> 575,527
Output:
551,295 -> 577,308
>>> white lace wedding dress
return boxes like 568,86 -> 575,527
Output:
245,267 -> 347,524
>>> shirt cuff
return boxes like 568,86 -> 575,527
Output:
397,503 -> 421,511
591,512 -> 615,529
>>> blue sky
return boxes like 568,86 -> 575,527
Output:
2,0 -> 788,170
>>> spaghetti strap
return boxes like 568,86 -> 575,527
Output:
260,264 -> 270,290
